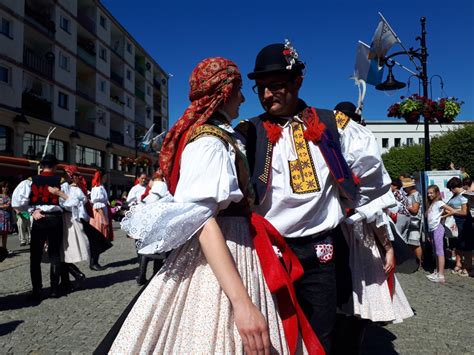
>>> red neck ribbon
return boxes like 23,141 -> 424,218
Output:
262,107 -> 326,145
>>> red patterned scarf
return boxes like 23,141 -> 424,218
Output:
159,57 -> 241,194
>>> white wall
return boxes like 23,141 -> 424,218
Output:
0,9 -> 24,61
0,0 -> 24,15
96,9 -> 110,45
123,63 -> 134,93
53,87 -> 75,127
95,75 -> 110,106
55,9 -> 77,53
366,121 -> 469,154
0,61 -> 22,108
95,40 -> 110,77
94,107 -> 109,139
59,0 -> 77,16
54,47 -> 76,90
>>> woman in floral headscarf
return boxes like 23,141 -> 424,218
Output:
110,58 -> 321,354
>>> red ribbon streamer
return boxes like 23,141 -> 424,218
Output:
249,213 -> 325,355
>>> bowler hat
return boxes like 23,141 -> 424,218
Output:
248,43 -> 305,80
334,102 -> 362,122
40,154 -> 58,166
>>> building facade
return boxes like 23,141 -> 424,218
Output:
0,0 -> 169,197
365,121 -> 473,154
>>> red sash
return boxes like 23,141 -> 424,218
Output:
250,213 -> 325,355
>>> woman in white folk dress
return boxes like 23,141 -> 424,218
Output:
110,57 -> 322,354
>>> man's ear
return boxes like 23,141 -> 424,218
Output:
294,76 -> 303,89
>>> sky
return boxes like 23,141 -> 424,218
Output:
101,0 -> 474,126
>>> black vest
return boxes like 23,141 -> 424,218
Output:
235,103 -> 357,206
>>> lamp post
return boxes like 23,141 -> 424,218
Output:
376,17 -> 430,171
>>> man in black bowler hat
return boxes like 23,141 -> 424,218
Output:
334,101 -> 365,126
236,41 -> 390,353
12,154 -> 68,300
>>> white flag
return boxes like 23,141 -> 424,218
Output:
354,41 -> 384,86
138,123 -> 155,151
368,14 -> 399,65
151,131 -> 167,152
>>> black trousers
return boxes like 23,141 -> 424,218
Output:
285,226 -> 351,354
30,214 -> 63,291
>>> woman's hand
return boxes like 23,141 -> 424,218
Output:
384,247 -> 395,275
233,299 -> 270,354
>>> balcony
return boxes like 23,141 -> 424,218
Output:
135,113 -> 146,127
135,64 -> 145,77
75,112 -> 95,135
110,95 -> 125,114
24,2 -> 55,37
77,10 -> 96,34
110,70 -> 124,87
153,99 -> 162,113
111,41 -> 124,59
135,87 -> 145,102
153,78 -> 161,90
77,45 -> 96,67
22,92 -> 52,121
76,82 -> 95,102
23,48 -> 54,79
110,130 -> 124,145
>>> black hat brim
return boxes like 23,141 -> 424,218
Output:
247,62 -> 305,80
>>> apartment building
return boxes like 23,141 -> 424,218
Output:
365,121 -> 473,154
0,0 -> 169,196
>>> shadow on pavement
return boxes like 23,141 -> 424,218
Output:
0,268 -> 138,311
362,323 -> 398,355
82,268 -> 138,290
0,320 -> 24,336
104,257 -> 138,269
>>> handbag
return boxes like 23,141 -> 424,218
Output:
443,216 -> 459,238
408,217 -> 421,231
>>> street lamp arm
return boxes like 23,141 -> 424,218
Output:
384,50 -> 424,74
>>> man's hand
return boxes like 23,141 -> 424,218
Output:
233,299 -> 270,354
32,209 -> 45,220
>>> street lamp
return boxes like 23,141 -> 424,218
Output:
376,17 -> 430,172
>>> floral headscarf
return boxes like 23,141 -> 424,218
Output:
159,57 -> 241,194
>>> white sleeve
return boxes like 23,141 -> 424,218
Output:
339,119 -> 391,207
91,186 -> 107,209
11,180 -> 32,210
151,181 -> 169,198
126,186 -> 137,204
174,136 -> 243,214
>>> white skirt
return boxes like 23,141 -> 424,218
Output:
109,216 -> 305,354
62,212 -> 90,263
341,222 -> 414,323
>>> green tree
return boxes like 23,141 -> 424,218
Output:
382,124 -> 474,178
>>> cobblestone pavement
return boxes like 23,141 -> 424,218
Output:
1,226 -> 474,354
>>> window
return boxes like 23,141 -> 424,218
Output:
1,18 -> 12,38
126,42 -> 132,53
0,125 -> 11,152
407,137 -> 414,146
99,15 -> 106,29
419,138 -> 425,145
126,69 -> 131,80
58,91 -> 69,109
23,132 -> 66,161
99,46 -> 107,61
146,85 -> 151,96
0,65 -> 10,84
60,15 -> 70,33
382,138 -> 389,148
76,145 -> 103,167
99,79 -> 106,93
394,138 -> 401,147
126,96 -> 131,108
58,52 -> 70,71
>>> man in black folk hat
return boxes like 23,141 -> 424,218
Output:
12,154 -> 68,300
236,41 -> 390,353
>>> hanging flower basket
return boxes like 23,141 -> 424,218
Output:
120,156 -> 135,167
134,155 -> 152,167
387,94 -> 463,124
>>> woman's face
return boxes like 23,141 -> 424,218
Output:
1,185 -> 8,194
427,188 -> 436,200
220,82 -> 245,120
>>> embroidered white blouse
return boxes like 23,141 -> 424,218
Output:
254,115 -> 390,238
61,184 -> 89,221
126,184 -> 147,205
